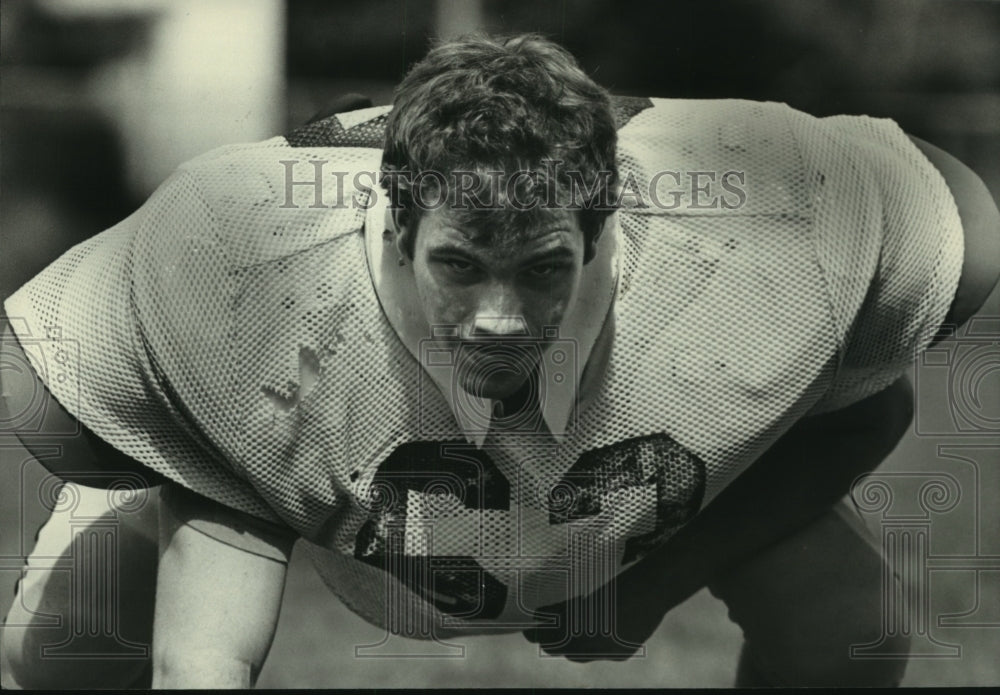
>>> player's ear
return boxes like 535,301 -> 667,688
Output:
391,206 -> 413,261
582,215 -> 609,265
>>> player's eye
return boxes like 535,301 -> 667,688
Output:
525,263 -> 566,279
436,256 -> 482,281
446,259 -> 475,273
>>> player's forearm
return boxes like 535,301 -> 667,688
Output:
153,650 -> 255,689
153,485 -> 288,689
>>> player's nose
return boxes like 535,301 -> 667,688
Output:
468,285 -> 529,338
469,315 -> 530,338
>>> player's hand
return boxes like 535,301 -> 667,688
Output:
521,570 -> 668,662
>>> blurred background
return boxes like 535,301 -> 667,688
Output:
1,0 -> 998,687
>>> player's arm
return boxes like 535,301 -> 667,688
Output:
906,135 -> 1000,331
152,484 -> 292,688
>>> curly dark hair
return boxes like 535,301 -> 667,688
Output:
380,33 -> 619,262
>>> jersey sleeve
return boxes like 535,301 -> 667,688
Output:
3,166 -> 287,524
804,114 -> 965,413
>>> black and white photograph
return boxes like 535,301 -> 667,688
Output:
1,0 -> 998,688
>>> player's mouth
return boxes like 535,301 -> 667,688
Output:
456,341 -> 541,399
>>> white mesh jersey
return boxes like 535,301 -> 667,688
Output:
4,97 -> 963,635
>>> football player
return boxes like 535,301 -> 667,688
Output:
2,34 -> 998,688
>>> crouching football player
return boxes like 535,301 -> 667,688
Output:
2,34 -> 998,688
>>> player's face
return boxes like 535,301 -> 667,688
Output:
410,207 -> 586,400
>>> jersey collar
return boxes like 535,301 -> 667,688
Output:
363,190 -> 619,447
